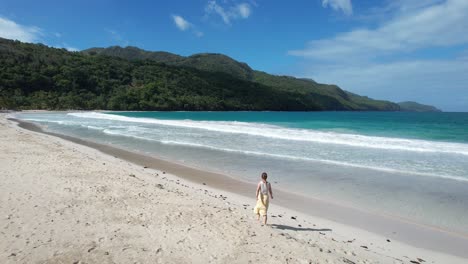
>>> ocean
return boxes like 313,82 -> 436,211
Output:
16,111 -> 468,233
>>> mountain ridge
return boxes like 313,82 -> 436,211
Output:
398,101 -> 442,112
81,45 -> 405,111
0,38 -> 437,111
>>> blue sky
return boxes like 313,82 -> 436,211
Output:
1,0 -> 468,111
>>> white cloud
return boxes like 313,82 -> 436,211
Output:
53,43 -> 79,52
194,31 -> 204,38
172,15 -> 191,31
0,16 -> 42,42
171,15 -> 204,37
291,0 -> 468,61
205,1 -> 252,25
306,57 -> 468,111
63,46 -> 79,52
322,0 -> 353,16
237,3 -> 252,18
289,0 -> 468,111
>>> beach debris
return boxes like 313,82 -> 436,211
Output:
143,166 -> 148,168
347,239 -> 355,243
386,239 -> 391,242
278,214 -> 283,218
410,261 -> 421,264
202,183 -> 206,185
291,216 -> 297,220
298,224 -> 302,227
156,184 -> 164,189
342,258 -> 356,264
417,258 -> 426,262
129,174 -> 136,178
8,253 -> 16,257
102,163 -> 105,165
162,171 -> 166,174
360,246 -> 368,249
87,246 -> 96,253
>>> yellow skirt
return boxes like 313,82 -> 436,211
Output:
254,193 -> 269,216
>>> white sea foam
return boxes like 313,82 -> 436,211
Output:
68,112 -> 468,156
158,140 -> 468,183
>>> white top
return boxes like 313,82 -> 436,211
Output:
260,181 -> 270,195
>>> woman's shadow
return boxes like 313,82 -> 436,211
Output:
270,224 -> 332,232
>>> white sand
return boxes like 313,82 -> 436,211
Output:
0,114 -> 466,264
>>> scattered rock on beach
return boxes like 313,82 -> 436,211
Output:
386,239 -> 391,242
410,261 -> 421,264
291,216 -> 297,220
360,246 -> 368,249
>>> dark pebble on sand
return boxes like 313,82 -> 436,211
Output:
291,216 -> 296,220
386,239 -> 391,242
202,183 -> 206,185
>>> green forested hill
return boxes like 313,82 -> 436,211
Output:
82,45 -> 400,111
1,38 -> 400,111
398,101 -> 442,112
82,46 -> 254,80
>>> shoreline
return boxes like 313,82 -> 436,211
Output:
8,116 -> 468,260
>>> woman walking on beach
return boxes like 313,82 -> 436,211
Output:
254,172 -> 273,225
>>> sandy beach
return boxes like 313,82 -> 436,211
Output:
1,113 -> 467,264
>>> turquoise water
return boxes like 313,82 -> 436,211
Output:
15,111 -> 468,233
112,111 -> 468,143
